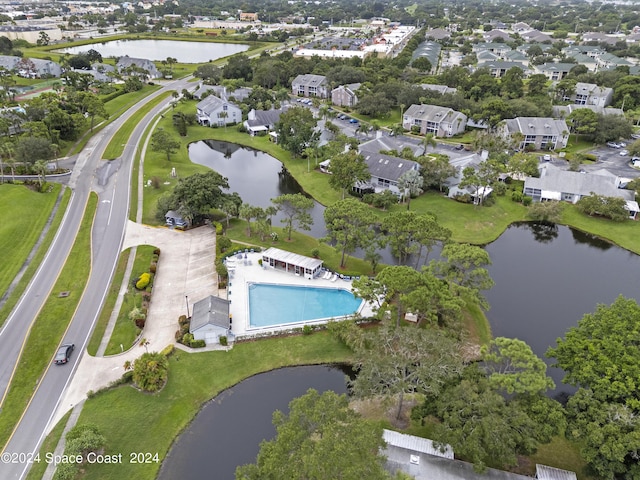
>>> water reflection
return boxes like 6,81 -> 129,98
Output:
520,221 -> 558,244
484,222 -> 640,398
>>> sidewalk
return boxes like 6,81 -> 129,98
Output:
51,221 -> 217,429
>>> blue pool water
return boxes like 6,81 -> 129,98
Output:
248,283 -> 363,327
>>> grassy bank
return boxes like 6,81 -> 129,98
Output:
0,194 -> 96,450
73,333 -> 352,480
0,184 -> 62,308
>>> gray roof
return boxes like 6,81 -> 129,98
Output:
478,61 -> 526,71
553,104 -> 623,117
404,104 -> 466,125
503,117 -> 568,137
383,430 -> 453,459
116,56 -> 160,77
362,152 -> 420,183
536,63 -> 578,73
246,107 -> 286,128
524,164 -> 634,200
292,73 -> 327,88
261,247 -> 323,271
420,84 -> 458,95
190,295 -> 230,332
536,464 -> 578,480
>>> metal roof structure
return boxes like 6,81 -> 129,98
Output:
261,247 -> 323,271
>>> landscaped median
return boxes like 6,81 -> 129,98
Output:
0,193 -> 97,450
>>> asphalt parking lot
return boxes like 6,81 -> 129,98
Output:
584,142 -> 640,178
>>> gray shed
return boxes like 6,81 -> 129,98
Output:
189,296 -> 231,344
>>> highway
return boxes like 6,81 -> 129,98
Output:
0,77 -> 192,479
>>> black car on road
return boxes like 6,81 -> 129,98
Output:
54,344 -> 74,365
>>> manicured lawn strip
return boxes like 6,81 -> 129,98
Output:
86,249 -> 131,357
76,333 -> 353,480
0,187 -> 70,328
462,296 -> 491,347
103,91 -> 171,161
0,194 -> 96,450
104,245 -> 157,355
103,84 -> 164,120
24,410 -> 72,480
224,219 -> 373,276
561,204 -> 640,255
0,184 -> 61,305
407,193 -> 529,245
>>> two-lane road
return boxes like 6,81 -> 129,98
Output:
1,77 -> 193,479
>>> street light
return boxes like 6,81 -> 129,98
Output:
185,295 -> 190,318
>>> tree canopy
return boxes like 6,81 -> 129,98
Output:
236,389 -> 391,480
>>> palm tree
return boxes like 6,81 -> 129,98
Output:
123,360 -> 132,371
219,110 -> 228,130
390,123 -> 405,138
33,160 -> 48,191
139,338 -> 150,353
421,133 -> 437,156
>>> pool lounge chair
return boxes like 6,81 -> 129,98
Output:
331,274 -> 338,282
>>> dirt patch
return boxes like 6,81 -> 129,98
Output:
351,394 -> 422,430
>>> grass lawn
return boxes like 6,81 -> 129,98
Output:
87,249 -> 132,356
72,332 -> 353,480
0,194 -> 96,450
224,219 -> 374,276
528,436 -> 596,480
0,183 -> 62,322
104,245 -> 158,355
561,205 -> 640,255
0,186 -> 70,329
408,192 -> 529,245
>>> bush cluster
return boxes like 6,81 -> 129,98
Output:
135,272 -> 151,290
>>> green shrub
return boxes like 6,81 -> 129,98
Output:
190,339 -> 206,348
153,248 -> 161,256
216,259 -> 228,278
311,248 -> 320,258
213,222 -> 223,235
136,272 -> 151,290
178,315 -> 188,326
493,182 -> 507,196
511,191 -> 523,203
219,335 -> 228,346
218,236 -> 232,252
150,262 -> 157,274
522,195 -> 533,206
160,344 -> 174,357
181,333 -> 194,345
132,352 -> 169,392
302,324 -> 313,335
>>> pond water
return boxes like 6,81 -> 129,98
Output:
157,365 -> 350,480
189,140 -> 329,238
484,222 -> 640,399
190,139 -> 640,396
59,39 -> 249,63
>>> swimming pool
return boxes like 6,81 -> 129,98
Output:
248,283 -> 363,327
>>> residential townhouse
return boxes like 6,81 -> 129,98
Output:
291,74 -> 328,98
403,104 -> 467,137
472,42 -> 513,57
331,83 -> 361,107
196,95 -> 241,127
561,82 -> 613,107
523,164 -> 638,218
499,117 -> 569,150
477,61 -> 527,78
352,152 -> 421,196
116,56 -> 161,79
419,84 -> 458,95
520,29 -> 552,43
553,104 -> 623,118
482,29 -> 513,42
243,107 -> 287,135
534,63 -> 576,80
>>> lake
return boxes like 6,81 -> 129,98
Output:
59,39 -> 249,63
484,222 -> 640,399
157,365 -> 350,480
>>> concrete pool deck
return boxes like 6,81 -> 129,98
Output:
225,251 -> 375,339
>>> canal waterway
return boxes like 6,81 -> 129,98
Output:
59,39 -> 249,63
157,365 -> 350,480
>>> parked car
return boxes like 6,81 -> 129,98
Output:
631,134 -> 640,140
543,154 -> 551,161
607,142 -> 621,148
620,149 -> 629,156
455,144 -> 465,150
54,344 -> 75,365
349,118 -> 359,124
338,114 -> 347,120
619,142 -> 627,148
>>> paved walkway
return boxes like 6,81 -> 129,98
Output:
51,222 -> 217,429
